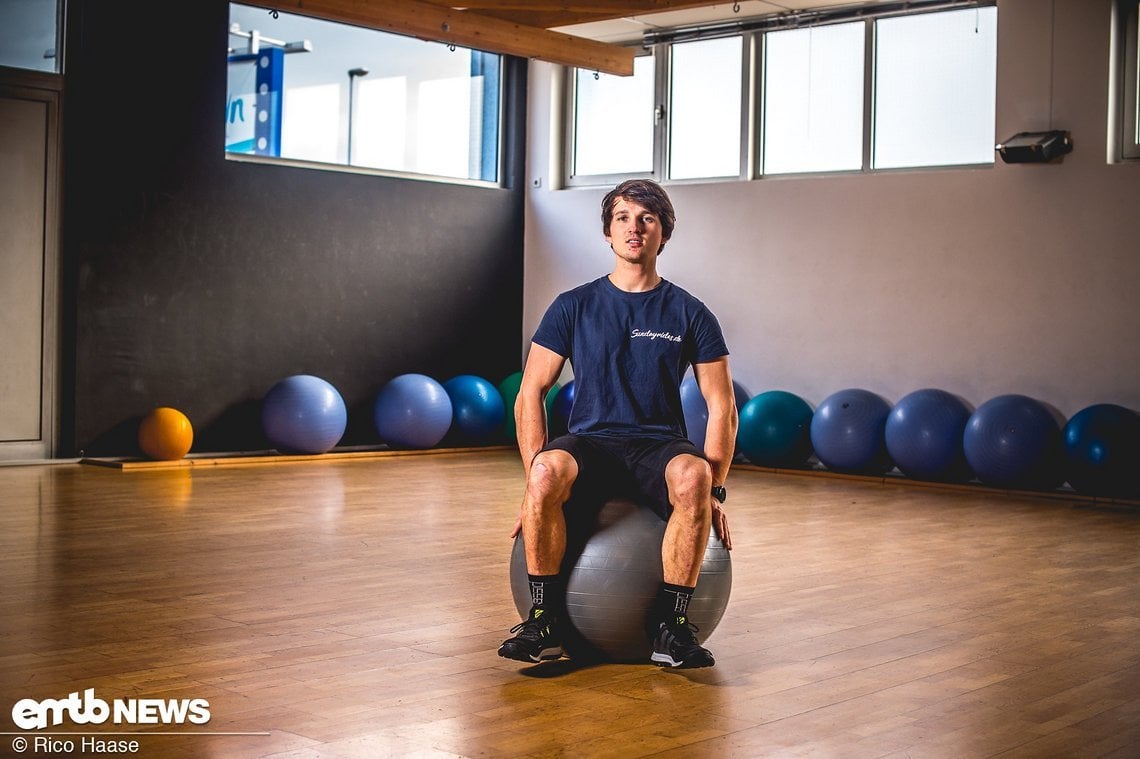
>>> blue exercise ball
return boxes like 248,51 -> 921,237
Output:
550,380 -> 576,437
443,375 -> 505,442
963,394 -> 1062,489
374,374 -> 453,449
1062,404 -> 1140,497
737,390 -> 813,468
885,389 -> 973,481
261,374 -> 347,454
810,388 -> 893,474
679,375 -> 751,450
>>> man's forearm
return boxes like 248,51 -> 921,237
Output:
704,405 -> 738,486
515,393 -> 549,477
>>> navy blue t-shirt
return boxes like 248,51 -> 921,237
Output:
532,276 -> 729,440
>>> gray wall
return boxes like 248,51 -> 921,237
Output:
63,1 -> 527,455
522,0 -> 1140,420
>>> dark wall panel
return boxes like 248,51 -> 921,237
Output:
62,2 -> 526,455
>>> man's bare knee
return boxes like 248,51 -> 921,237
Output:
665,455 -> 706,496
665,455 -> 713,515
526,450 -> 577,505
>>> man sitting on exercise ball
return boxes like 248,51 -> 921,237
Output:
499,178 -> 738,669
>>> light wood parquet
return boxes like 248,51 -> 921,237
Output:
1,450 -> 1138,758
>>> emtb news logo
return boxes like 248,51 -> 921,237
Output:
11,688 -> 211,730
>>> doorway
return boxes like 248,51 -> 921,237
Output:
0,82 -> 61,460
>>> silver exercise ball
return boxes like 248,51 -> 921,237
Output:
509,497 -> 732,663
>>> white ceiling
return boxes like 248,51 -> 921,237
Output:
555,1 -> 872,43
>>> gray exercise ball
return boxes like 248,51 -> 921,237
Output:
509,497 -> 732,663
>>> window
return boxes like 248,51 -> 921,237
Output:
0,0 -> 62,73
1122,0 -> 1140,159
563,2 -> 998,184
668,36 -> 745,180
763,23 -> 865,175
568,54 -> 656,181
873,7 -> 997,169
226,3 -> 502,184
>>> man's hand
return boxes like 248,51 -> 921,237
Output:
712,501 -> 732,550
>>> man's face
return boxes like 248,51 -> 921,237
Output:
605,197 -> 667,264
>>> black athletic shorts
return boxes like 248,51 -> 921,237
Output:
541,433 -> 706,522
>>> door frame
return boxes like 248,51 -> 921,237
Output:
0,70 -> 62,461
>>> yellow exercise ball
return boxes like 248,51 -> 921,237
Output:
138,407 -> 194,461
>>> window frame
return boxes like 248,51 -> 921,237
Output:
562,49 -> 660,188
563,37 -> 752,187
0,0 -> 64,74
1121,0 -> 1140,160
225,3 -> 508,188
754,22 -> 870,178
563,1 -> 999,186
663,34 -> 753,183
869,6 -> 998,171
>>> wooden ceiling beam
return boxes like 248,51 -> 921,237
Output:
435,1 -> 731,14
247,0 -> 636,75
429,1 -> 738,29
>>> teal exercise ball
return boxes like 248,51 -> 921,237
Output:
738,391 -> 814,468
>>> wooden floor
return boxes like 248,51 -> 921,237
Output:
1,450 -> 1138,758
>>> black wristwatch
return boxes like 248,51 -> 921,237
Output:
711,485 -> 727,503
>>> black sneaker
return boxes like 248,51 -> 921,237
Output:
498,607 -> 564,663
650,614 -> 715,669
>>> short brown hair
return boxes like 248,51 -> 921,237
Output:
601,179 -> 676,241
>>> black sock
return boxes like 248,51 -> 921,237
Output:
656,582 -> 696,622
527,574 -> 562,616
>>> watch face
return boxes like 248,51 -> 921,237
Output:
712,486 -> 726,503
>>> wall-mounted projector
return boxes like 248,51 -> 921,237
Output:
996,131 -> 1073,164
